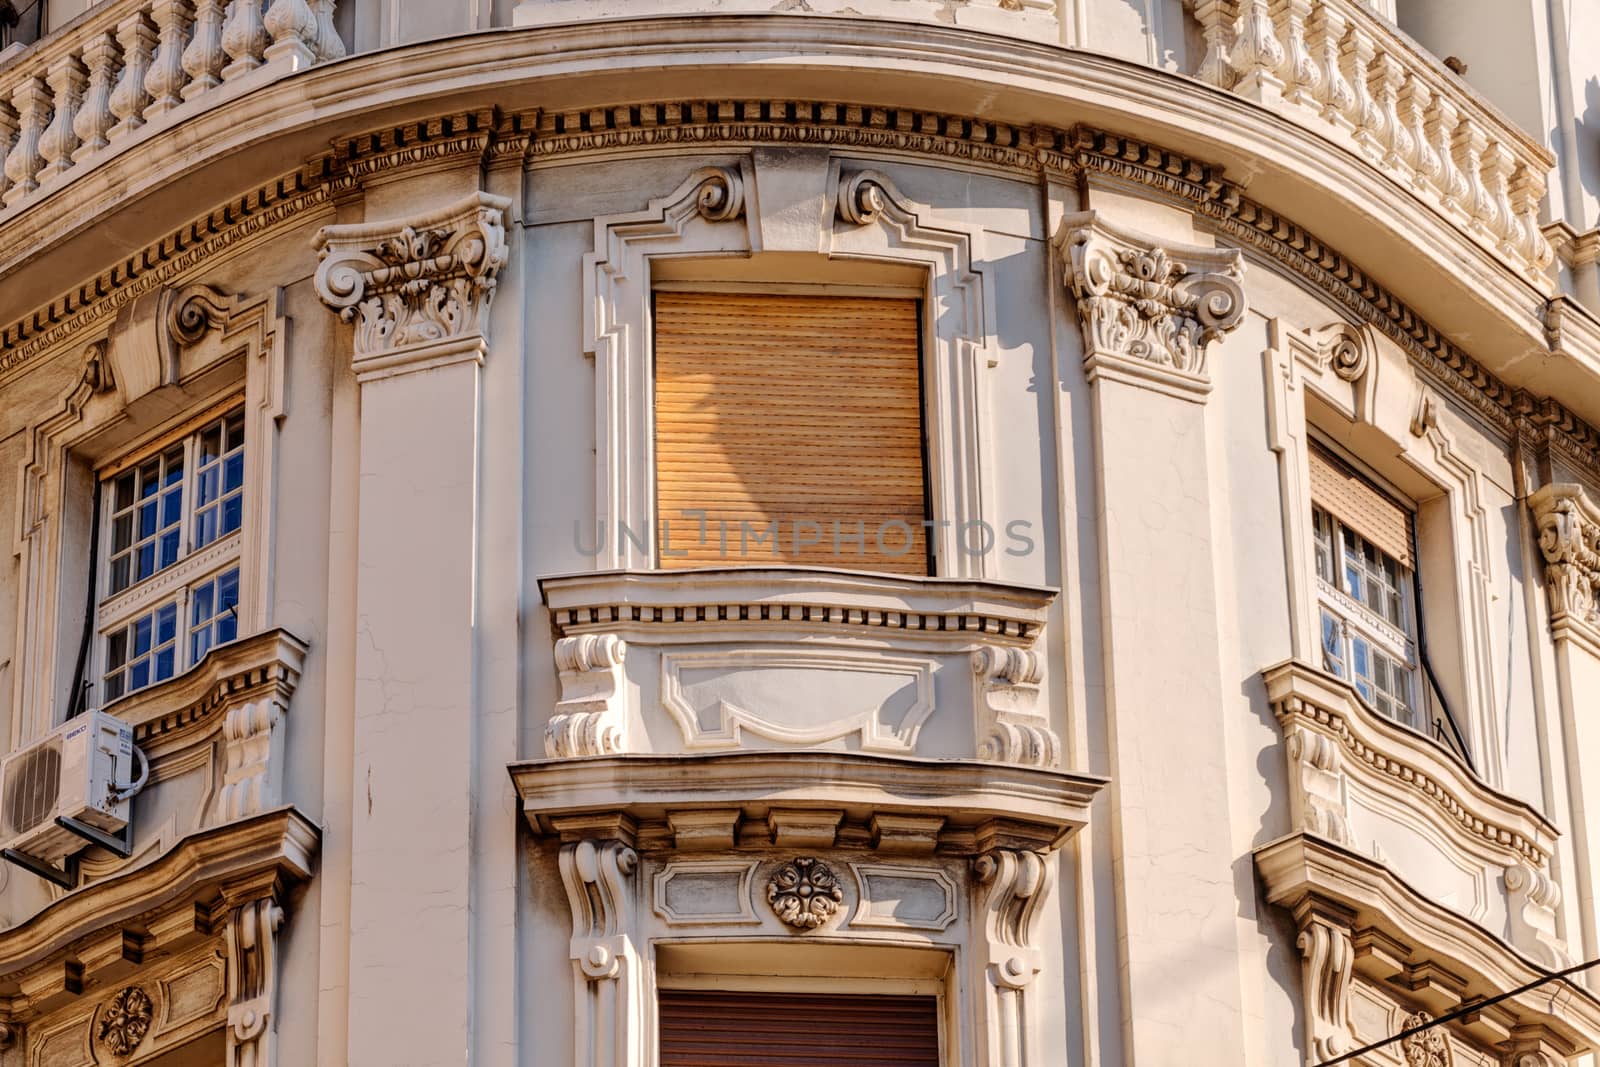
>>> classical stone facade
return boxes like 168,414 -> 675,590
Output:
0,2 -> 1598,1065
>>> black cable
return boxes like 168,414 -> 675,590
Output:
65,479 -> 102,718
1313,954 -> 1600,1066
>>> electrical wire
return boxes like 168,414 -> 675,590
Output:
1313,954 -> 1600,1066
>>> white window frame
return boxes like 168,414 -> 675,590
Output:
93,401 -> 246,705
1311,500 -> 1421,727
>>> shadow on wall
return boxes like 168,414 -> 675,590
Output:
1575,78 -> 1600,208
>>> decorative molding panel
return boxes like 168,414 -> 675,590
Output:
1056,210 -> 1246,399
314,191 -> 511,371
847,864 -> 957,932
651,861 -> 760,927
659,648 -> 934,753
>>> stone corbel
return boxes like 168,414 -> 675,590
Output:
1054,210 -> 1246,399
1504,863 -> 1573,970
159,282 -> 243,381
216,699 -> 287,823
224,895 -> 284,1067
545,634 -> 628,758
972,646 -> 1060,767
1283,720 -> 1352,844
1527,484 -> 1600,638
559,837 -> 643,1067
313,191 -> 512,376
973,848 -> 1052,1067
1294,901 -> 1356,1062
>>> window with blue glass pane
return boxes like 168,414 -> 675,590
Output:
106,443 -> 185,594
103,601 -> 179,701
194,411 -> 246,550
190,567 -> 241,664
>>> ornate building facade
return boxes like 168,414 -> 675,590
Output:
0,1 -> 1598,1064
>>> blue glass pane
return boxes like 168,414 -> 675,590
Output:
155,646 -> 175,680
139,501 -> 157,537
198,467 -> 218,507
218,615 -> 238,644
137,543 -> 155,579
1352,638 -> 1370,678
192,582 -> 214,625
219,568 -> 239,606
1344,564 -> 1361,599
1355,679 -> 1373,701
130,660 -> 149,690
192,631 -> 212,664
159,530 -> 180,568
224,453 -> 244,492
162,488 -> 182,527
134,616 -> 152,656
163,458 -> 183,486
195,509 -> 217,549
157,603 -> 177,641
221,495 -> 242,535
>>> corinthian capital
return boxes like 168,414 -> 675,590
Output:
1055,211 -> 1246,394
313,192 -> 512,366
1527,483 -> 1600,632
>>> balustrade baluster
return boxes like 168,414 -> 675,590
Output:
1233,0 -> 1286,101
1311,6 -> 1352,130
1341,23 -> 1382,159
108,13 -> 157,140
0,103 -> 18,202
74,33 -> 122,163
38,55 -> 86,179
1372,52 -> 1414,176
1275,0 -> 1320,108
263,0 -> 318,68
183,0 -> 228,99
310,0 -> 345,62
1192,0 -> 1236,88
222,0 -> 269,80
1454,119 -> 1496,241
144,0 -> 196,120
3,78 -> 51,209
1429,94 -> 1468,220
1483,142 -> 1521,257
1401,74 -> 1439,194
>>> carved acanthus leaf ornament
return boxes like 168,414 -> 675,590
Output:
1400,1012 -> 1452,1067
1058,211 -> 1246,381
314,192 -> 511,359
1528,484 -> 1600,628
95,986 -> 153,1056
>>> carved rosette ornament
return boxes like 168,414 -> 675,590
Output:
95,986 -> 153,1056
1056,211 -> 1246,392
1400,1012 -> 1452,1067
1527,484 -> 1600,632
314,192 -> 512,363
767,857 -> 845,930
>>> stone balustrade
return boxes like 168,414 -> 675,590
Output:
0,0 -> 342,215
1190,0 -> 1554,280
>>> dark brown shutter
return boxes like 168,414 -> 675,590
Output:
658,990 -> 940,1066
1308,444 -> 1414,568
654,291 -> 929,575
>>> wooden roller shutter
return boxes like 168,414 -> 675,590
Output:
658,990 -> 940,1066
654,292 -> 929,575
1308,444 -> 1414,568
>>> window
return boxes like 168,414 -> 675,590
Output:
95,404 -> 245,704
1308,445 -> 1419,727
652,291 -> 931,575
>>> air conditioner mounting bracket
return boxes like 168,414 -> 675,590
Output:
0,816 -> 132,890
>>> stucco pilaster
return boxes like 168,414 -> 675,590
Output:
314,190 -> 511,1066
1052,207 -> 1251,1060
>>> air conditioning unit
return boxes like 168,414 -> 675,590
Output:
0,711 -> 134,865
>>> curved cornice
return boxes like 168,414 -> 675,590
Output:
0,18 -> 1595,466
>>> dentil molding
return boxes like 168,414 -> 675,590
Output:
1056,210 -> 1247,399
313,191 -> 511,374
